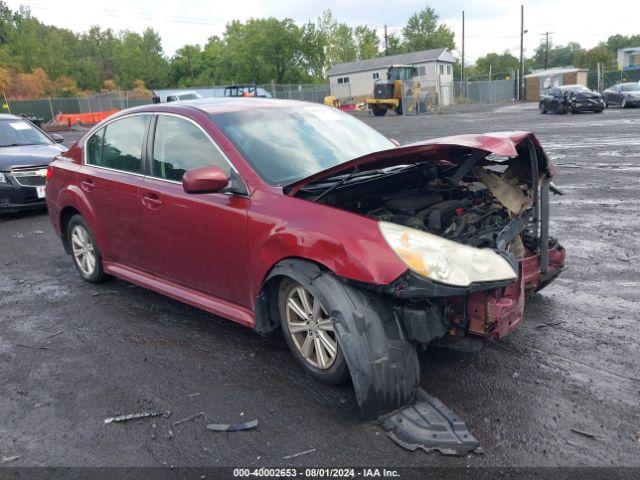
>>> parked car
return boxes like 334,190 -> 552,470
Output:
0,114 -> 67,213
602,82 -> 640,108
165,91 -> 203,102
539,85 -> 604,114
45,99 -> 566,418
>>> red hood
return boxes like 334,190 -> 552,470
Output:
286,131 -> 554,195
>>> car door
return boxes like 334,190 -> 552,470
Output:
139,113 -> 249,301
80,114 -> 151,268
611,85 -> 622,105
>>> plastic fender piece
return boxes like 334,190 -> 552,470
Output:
380,389 -> 483,456
265,259 -> 420,419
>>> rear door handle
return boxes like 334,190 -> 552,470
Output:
142,192 -> 163,209
80,178 -> 95,192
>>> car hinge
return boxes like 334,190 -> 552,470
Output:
540,175 -> 550,274
528,140 -> 540,245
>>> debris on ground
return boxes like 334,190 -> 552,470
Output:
172,412 -> 205,426
45,330 -> 63,339
570,428 -> 596,439
634,432 -> 640,442
535,322 -> 563,329
282,448 -> 316,460
380,389 -> 483,456
1,455 -> 20,464
187,392 -> 201,398
16,343 -> 49,350
104,410 -> 171,424
206,419 -> 258,432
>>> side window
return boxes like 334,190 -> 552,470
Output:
372,72 -> 379,80
447,65 -> 451,74
88,115 -> 149,173
152,115 -> 231,182
439,64 -> 444,74
418,66 -> 426,76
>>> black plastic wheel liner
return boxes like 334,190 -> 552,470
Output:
264,259 -> 482,455
381,389 -> 483,456
264,259 -> 420,419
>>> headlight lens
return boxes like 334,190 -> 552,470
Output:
379,221 -> 517,287
0,172 -> 7,183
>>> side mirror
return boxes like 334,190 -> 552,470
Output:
50,133 -> 64,143
182,165 -> 229,194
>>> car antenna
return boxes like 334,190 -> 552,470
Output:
313,166 -> 359,203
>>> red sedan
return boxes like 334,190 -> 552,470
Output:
46,99 -> 565,418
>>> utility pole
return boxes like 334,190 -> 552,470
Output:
384,25 -> 389,56
186,46 -> 195,86
543,31 -> 552,70
461,10 -> 465,97
519,5 -> 524,101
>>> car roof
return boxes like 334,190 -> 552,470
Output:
125,97 -> 320,116
0,113 -> 25,120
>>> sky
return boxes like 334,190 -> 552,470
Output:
6,0 -> 639,63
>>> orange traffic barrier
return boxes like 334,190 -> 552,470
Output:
55,110 -> 119,126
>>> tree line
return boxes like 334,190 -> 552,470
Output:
464,34 -> 640,80
0,0 -> 636,99
0,3 -> 454,98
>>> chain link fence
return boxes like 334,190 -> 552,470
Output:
453,79 -> 515,105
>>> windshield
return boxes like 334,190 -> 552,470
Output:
621,83 -> 640,92
211,105 -> 395,185
561,85 -> 590,93
0,119 -> 51,147
179,93 -> 201,100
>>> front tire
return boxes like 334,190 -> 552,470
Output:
278,278 -> 349,385
621,97 -> 627,108
539,103 -> 547,114
67,215 -> 108,283
372,108 -> 387,117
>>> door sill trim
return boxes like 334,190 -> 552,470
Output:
103,261 -> 255,328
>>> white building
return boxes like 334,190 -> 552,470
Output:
617,47 -> 640,71
327,48 -> 456,106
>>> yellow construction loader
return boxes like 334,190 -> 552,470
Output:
366,65 -> 420,116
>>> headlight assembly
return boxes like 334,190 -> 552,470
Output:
379,221 -> 517,287
0,172 -> 8,183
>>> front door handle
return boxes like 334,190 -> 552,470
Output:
80,178 -> 95,192
142,192 -> 163,209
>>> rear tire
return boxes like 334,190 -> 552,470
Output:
621,97 -> 627,108
67,215 -> 108,283
372,108 -> 387,117
539,103 -> 547,114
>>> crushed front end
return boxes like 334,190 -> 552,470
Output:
298,132 -> 567,347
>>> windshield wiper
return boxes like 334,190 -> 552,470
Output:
313,166 -> 359,203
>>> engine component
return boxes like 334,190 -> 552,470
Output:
385,193 -> 443,215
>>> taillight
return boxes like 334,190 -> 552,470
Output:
46,165 -> 54,181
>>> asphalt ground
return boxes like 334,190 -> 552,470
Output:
1,104 -> 639,467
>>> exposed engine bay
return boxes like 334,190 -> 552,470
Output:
296,156 -> 542,257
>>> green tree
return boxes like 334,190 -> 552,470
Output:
402,5 -> 455,52
474,51 -> 519,78
354,25 -> 379,60
575,46 -> 615,70
531,41 -> 584,69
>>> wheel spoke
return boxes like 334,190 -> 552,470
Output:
287,297 -> 307,320
289,321 -> 310,334
317,318 -> 334,332
81,254 -> 88,272
297,287 -> 313,316
300,333 -> 314,359
86,252 -> 95,272
314,336 -> 328,368
318,331 -> 337,358
312,297 -> 323,321
71,231 -> 83,248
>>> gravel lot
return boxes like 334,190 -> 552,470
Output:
1,103 -> 639,467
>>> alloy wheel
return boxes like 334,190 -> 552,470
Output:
71,225 -> 96,276
285,285 -> 337,370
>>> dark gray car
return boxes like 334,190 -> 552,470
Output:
0,114 -> 67,213
602,82 -> 640,108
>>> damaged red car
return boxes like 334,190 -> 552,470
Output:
45,99 -> 565,418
